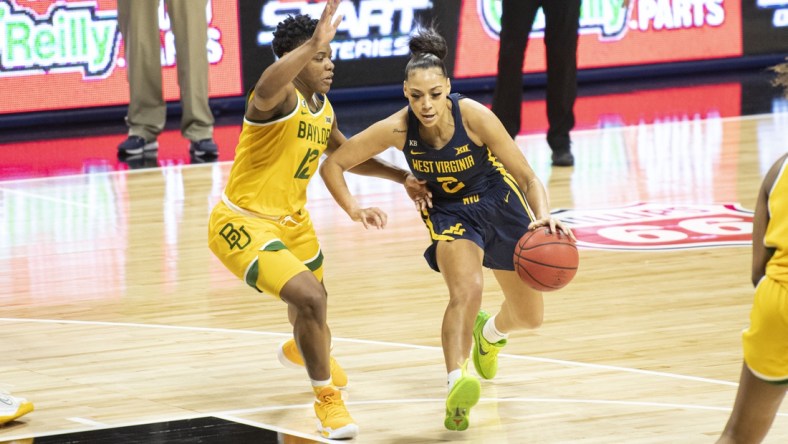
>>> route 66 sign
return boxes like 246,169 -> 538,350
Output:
553,203 -> 753,251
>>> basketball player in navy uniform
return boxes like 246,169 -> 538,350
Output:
320,27 -> 574,431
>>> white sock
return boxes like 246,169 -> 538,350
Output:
483,314 -> 508,344
447,369 -> 462,391
311,378 -> 331,389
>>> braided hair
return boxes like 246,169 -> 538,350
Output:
271,14 -> 319,58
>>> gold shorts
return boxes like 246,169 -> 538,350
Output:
208,202 -> 323,296
742,276 -> 788,383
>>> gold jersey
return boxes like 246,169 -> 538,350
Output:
765,157 -> 788,283
223,89 -> 334,217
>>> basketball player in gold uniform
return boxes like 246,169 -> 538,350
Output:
717,150 -> 788,444
207,1 -> 426,439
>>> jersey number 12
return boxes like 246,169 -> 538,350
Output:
295,148 -> 321,179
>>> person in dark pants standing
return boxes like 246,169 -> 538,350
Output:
116,0 -> 218,158
491,0 -> 581,167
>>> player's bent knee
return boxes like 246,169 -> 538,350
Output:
286,290 -> 327,324
297,293 -> 328,323
280,272 -> 328,318
448,289 -> 483,309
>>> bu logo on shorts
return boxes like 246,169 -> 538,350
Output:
220,223 -> 251,250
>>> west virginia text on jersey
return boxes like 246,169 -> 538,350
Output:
403,94 -> 510,201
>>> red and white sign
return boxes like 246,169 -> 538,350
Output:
455,0 -> 743,78
555,202 -> 753,250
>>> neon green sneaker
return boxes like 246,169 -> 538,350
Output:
472,310 -> 507,380
445,360 -> 481,431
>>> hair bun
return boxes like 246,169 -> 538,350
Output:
408,26 -> 447,61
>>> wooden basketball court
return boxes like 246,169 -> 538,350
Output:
1,113 -> 787,443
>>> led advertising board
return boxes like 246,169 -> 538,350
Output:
239,0 -> 436,90
0,0 -> 243,115
743,0 -> 788,54
454,0 -> 744,78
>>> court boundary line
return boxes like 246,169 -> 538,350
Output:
0,316 -> 779,442
0,317 -> 737,386
0,186 -> 94,208
212,414 -> 335,444
3,396 -> 786,443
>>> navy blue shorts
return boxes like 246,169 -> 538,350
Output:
420,178 -> 535,272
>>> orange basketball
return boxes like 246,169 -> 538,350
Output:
513,228 -> 578,292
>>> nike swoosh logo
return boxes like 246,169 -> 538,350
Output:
411,151 -> 427,155
478,343 -> 489,355
504,191 -> 510,203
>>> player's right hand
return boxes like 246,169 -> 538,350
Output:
313,0 -> 343,48
404,174 -> 432,211
351,207 -> 388,229
528,217 -> 577,242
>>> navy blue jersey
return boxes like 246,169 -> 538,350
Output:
403,93 -> 508,202
402,94 -> 537,272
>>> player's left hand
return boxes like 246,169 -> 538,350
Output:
350,207 -> 388,229
528,217 -> 577,242
312,0 -> 343,48
404,173 -> 432,211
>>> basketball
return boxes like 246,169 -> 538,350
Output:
513,228 -> 579,292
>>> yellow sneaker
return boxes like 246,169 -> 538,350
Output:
314,386 -> 358,439
278,339 -> 348,389
0,392 -> 34,425
444,361 -> 481,431
472,310 -> 507,379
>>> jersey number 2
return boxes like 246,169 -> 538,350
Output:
437,176 -> 466,194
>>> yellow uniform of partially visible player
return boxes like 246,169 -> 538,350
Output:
209,89 -> 333,295
742,154 -> 788,382
718,151 -> 788,444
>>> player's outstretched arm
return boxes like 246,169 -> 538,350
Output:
326,116 -> 432,209
326,120 -> 407,182
321,118 -> 405,228
250,0 -> 342,117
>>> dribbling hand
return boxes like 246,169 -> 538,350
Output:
528,217 -> 577,242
